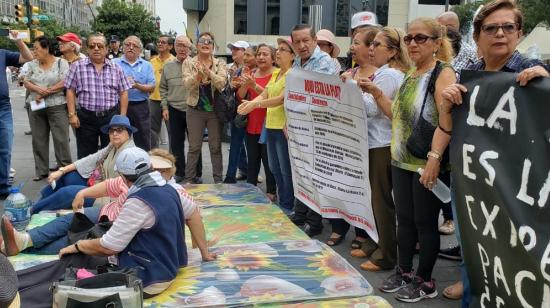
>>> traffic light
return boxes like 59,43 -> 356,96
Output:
30,6 -> 40,25
14,4 -> 25,23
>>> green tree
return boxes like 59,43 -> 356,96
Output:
92,0 -> 161,45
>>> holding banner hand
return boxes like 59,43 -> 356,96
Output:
358,78 -> 383,99
516,66 -> 549,86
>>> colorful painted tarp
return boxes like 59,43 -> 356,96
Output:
145,240 -> 372,307
184,183 -> 272,207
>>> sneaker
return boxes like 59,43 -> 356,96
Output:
395,276 -> 438,303
439,245 -> 462,261
379,268 -> 413,293
235,171 -> 247,181
9,168 -> 15,178
257,175 -> 264,183
439,219 -> 455,235
223,177 -> 236,184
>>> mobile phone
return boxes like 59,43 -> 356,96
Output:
0,28 -> 9,36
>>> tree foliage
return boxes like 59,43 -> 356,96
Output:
452,0 -> 550,36
91,0 -> 161,45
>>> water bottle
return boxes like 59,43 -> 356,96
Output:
4,187 -> 31,231
417,168 -> 451,203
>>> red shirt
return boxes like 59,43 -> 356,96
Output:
246,73 -> 272,134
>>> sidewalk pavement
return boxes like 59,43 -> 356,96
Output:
5,83 -> 461,307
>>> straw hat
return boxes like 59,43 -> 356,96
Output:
316,29 -> 340,58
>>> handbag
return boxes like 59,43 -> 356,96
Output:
405,61 -> 449,164
213,82 -> 237,123
67,212 -> 112,245
233,113 -> 248,129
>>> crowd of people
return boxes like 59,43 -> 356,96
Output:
0,0 -> 549,305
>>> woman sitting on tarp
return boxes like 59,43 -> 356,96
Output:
1,148 -> 214,267
30,115 -> 136,214
10,147 -> 216,298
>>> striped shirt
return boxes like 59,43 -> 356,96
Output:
98,177 -> 128,221
64,57 -> 131,111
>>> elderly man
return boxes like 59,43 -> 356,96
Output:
113,36 -> 156,151
149,35 -> 175,148
288,24 -> 339,236
57,147 -> 215,297
65,33 -> 131,159
107,35 -> 122,60
0,30 -> 33,199
159,35 -> 203,183
57,32 -> 85,65
437,11 -> 478,73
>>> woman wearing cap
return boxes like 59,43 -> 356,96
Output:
236,44 -> 277,200
1,149 -> 214,264
237,37 -> 295,213
348,27 -> 412,273
57,32 -> 84,65
316,29 -> 342,73
29,115 -> 136,214
182,32 -> 227,184
24,36 -> 72,182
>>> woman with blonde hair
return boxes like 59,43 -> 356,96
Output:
362,17 -> 456,302
348,26 -> 411,274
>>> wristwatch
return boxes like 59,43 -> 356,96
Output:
59,167 -> 66,175
68,112 -> 76,117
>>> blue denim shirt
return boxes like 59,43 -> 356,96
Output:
0,50 -> 20,104
113,56 -> 156,102
292,46 -> 339,75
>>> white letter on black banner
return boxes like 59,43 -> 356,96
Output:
486,86 -> 517,135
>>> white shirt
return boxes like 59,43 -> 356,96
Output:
360,64 -> 404,149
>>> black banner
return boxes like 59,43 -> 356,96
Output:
451,71 -> 550,308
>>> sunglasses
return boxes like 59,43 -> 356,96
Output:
88,43 -> 105,50
198,38 -> 214,45
481,23 -> 520,35
109,127 -> 126,134
403,34 -> 436,45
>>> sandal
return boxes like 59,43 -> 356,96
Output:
351,237 -> 366,249
326,234 -> 344,246
32,174 -> 47,182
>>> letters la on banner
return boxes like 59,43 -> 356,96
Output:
451,70 -> 550,308
284,69 -> 377,242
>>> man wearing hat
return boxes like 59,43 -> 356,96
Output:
57,147 -> 197,297
57,32 -> 85,65
65,33 -> 132,159
107,35 -> 122,59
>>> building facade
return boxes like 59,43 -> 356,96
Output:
0,0 -> 99,30
121,0 -> 156,15
184,0 -> 459,56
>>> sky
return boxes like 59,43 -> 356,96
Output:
156,1 -> 188,35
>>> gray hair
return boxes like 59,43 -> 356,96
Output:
69,41 -> 81,53
123,35 -> 143,49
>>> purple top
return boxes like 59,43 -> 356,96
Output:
64,57 -> 131,111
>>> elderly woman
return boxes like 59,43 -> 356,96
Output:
1,149 -> 213,264
316,29 -> 342,72
346,27 -> 412,273
362,17 -> 456,302
238,38 -> 295,213
30,115 -> 136,214
182,32 -> 227,184
440,0 -> 550,305
56,32 -> 84,65
24,36 -> 71,181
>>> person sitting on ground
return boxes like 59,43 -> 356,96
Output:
30,115 -> 136,214
1,149 -> 212,264
51,147 -> 214,297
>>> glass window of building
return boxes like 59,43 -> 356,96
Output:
301,0 -> 316,24
234,0 -> 247,34
266,0 -> 280,35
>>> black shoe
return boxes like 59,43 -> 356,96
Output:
395,276 -> 438,303
302,223 -> 322,237
287,212 -> 305,227
192,177 -> 203,184
439,245 -> 462,261
174,175 -> 184,183
223,177 -> 236,184
24,130 -> 32,135
0,192 -> 9,200
380,267 -> 414,293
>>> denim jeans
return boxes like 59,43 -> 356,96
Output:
0,103 -> 13,195
27,207 -> 101,255
225,122 -> 247,180
266,129 -> 294,211
32,171 -> 94,214
451,182 -> 471,307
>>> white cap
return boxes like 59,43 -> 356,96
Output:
351,11 -> 379,30
114,147 -> 151,176
227,40 -> 250,50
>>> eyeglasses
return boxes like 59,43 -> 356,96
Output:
371,41 -> 390,49
403,34 -> 436,45
109,127 -> 126,134
276,48 -> 292,53
88,43 -> 105,50
124,43 -> 140,49
198,38 -> 213,45
157,40 -> 168,45
481,23 -> 520,35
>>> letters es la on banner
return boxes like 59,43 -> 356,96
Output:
451,70 -> 550,308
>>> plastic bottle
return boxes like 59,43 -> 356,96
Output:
4,187 -> 31,231
417,168 -> 451,203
